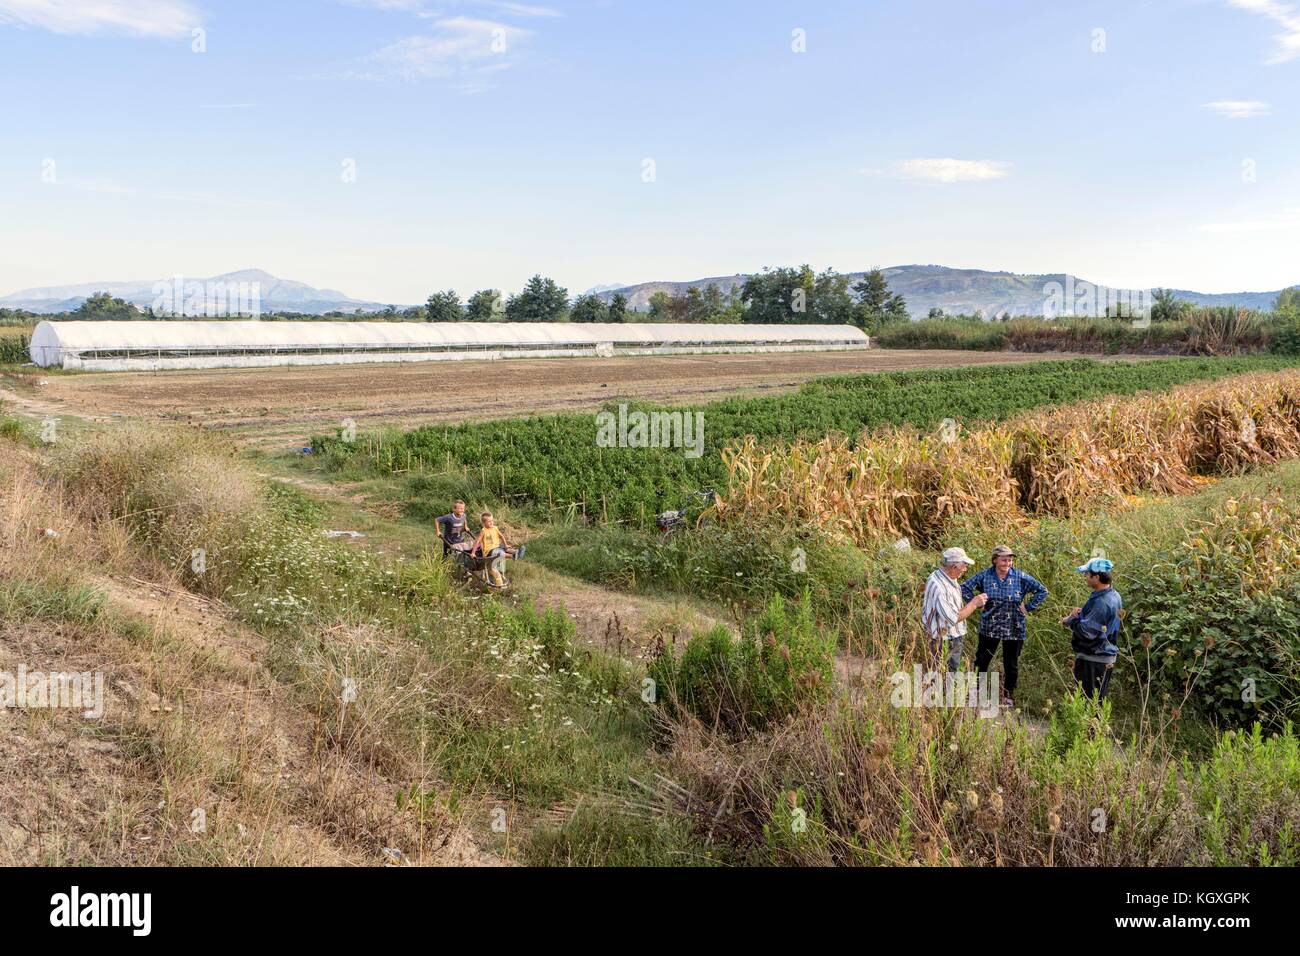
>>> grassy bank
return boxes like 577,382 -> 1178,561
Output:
876,308 -> 1300,356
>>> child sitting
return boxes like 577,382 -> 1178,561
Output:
472,511 -> 523,588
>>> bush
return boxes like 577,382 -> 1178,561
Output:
0,331 -> 30,365
876,318 -> 1009,351
1271,315 -> 1300,356
1189,723 -> 1300,865
1124,494 -> 1300,726
534,518 -> 864,612
648,592 -> 835,732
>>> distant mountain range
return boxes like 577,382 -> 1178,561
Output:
4,265 -> 1295,319
0,269 -> 390,315
594,265 -> 1297,317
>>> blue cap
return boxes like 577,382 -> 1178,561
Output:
1076,557 -> 1114,574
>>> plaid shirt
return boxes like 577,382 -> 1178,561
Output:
961,566 -> 1048,641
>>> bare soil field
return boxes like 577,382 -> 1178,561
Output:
14,349 -> 1126,449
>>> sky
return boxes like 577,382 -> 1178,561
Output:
1,0 -> 1298,303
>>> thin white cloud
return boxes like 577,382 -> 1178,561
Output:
344,0 -> 562,17
478,1 -> 561,17
893,158 -> 1011,183
341,0 -> 425,11
1200,207 -> 1300,233
1228,0 -> 1300,64
1203,99 -> 1271,118
359,17 -> 527,82
0,0 -> 199,37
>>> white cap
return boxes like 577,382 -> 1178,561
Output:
941,547 -> 975,567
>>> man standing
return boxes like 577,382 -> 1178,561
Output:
1060,557 -> 1123,700
921,547 -> 988,675
962,545 -> 1049,708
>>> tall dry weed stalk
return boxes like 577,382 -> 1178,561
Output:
719,370 -> 1300,545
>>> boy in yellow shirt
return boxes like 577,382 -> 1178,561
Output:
473,512 -> 520,588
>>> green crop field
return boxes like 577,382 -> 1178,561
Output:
314,355 -> 1300,522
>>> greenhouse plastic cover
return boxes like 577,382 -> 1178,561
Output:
29,320 -> 868,366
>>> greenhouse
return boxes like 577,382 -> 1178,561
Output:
28,320 -> 871,371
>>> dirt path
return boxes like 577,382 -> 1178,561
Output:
23,350 -> 1122,449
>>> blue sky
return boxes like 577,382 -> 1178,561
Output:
1,0 -> 1298,303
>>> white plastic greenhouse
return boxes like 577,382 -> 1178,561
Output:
29,320 -> 870,371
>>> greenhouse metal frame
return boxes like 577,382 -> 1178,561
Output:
29,320 -> 871,371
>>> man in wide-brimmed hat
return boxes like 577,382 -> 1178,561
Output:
1061,557 -> 1123,700
921,546 -> 988,674
962,545 -> 1049,708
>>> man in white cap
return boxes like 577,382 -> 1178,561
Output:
921,547 -> 988,674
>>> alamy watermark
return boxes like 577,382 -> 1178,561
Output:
890,666 -> 1000,718
1042,277 -> 1153,322
595,404 -> 704,459
151,275 -> 262,317
1,666 -> 104,718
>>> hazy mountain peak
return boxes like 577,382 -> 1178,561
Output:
1,270 -> 386,315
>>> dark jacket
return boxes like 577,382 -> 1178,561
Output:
1069,587 -> 1122,660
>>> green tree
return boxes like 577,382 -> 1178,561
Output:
506,275 -> 569,322
1151,288 -> 1191,323
646,290 -> 672,320
466,289 -> 504,321
73,291 -> 139,320
927,307 -> 945,319
425,290 -> 462,323
569,293 -> 608,323
1273,287 -> 1300,316
852,269 -> 909,332
740,265 -> 816,324
607,292 -> 629,323
810,268 -> 854,325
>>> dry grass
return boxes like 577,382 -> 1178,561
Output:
0,443 -> 500,866
719,370 -> 1300,545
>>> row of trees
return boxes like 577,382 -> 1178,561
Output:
638,267 -> 909,332
425,275 -> 632,324
423,267 -> 910,331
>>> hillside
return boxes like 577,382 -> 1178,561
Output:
0,269 -> 390,315
595,264 -> 1295,317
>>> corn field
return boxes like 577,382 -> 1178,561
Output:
718,370 -> 1300,545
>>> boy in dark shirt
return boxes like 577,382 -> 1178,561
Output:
436,500 -> 473,556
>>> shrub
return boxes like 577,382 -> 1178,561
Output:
648,592 -> 835,732
1271,314 -> 1300,356
0,331 -> 30,365
1188,723 -> 1300,865
534,518 -> 864,612
1124,494 -> 1300,726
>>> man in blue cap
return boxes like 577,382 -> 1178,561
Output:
1060,557 -> 1122,700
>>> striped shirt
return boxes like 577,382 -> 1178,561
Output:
922,568 -> 967,640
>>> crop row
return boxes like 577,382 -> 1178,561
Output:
720,369 -> 1300,544
312,356 -> 1300,523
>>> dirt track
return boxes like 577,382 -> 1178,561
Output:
24,349 -> 1115,449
